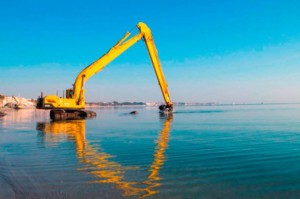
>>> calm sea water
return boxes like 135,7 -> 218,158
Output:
1,104 -> 300,199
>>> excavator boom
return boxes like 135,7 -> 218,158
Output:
37,22 -> 173,119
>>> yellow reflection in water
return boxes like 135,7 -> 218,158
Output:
37,114 -> 172,198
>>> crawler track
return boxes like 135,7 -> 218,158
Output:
50,109 -> 96,120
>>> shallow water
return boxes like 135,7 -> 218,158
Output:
1,104 -> 300,198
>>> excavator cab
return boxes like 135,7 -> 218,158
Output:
65,89 -> 73,99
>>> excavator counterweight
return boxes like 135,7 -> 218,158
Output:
36,22 -> 173,119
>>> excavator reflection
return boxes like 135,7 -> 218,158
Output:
36,114 -> 172,198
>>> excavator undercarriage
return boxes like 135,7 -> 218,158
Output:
50,109 -> 96,120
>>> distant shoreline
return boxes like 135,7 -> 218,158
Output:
85,102 -> 300,108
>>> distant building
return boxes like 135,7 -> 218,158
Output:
0,95 -> 35,108
0,94 -> 5,107
146,102 -> 159,106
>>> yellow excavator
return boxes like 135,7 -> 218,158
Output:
36,22 -> 173,120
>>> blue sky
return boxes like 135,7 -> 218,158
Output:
1,0 -> 300,103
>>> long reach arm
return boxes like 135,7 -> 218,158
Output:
37,22 -> 173,113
